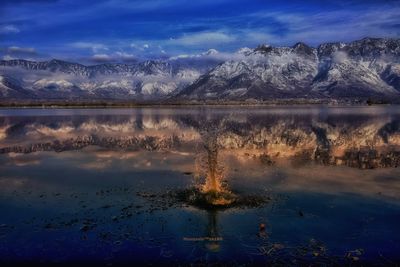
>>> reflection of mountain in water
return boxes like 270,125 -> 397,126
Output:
0,109 -> 399,169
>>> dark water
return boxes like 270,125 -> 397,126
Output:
0,106 -> 399,265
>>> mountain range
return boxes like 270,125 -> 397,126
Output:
1,37 -> 400,103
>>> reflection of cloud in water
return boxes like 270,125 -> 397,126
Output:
142,117 -> 180,130
0,107 -> 400,202
79,120 -> 139,133
280,166 -> 400,199
7,153 -> 41,166
76,149 -> 196,173
79,159 -> 112,170
227,162 -> 400,200
2,118 -> 201,148
26,124 -> 75,138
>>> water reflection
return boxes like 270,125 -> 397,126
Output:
0,107 -> 400,265
1,107 -> 400,202
1,107 -> 400,170
204,211 -> 221,252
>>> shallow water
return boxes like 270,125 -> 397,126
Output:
0,106 -> 400,265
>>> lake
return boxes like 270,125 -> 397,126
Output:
0,106 -> 399,265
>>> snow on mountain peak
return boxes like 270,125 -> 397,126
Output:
178,37 -> 400,101
202,49 -> 219,56
236,47 -> 253,56
1,37 -> 400,102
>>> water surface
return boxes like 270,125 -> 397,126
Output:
0,106 -> 400,265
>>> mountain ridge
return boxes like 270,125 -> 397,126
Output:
1,37 -> 400,103
177,37 -> 400,101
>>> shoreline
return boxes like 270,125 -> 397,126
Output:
0,99 -> 396,109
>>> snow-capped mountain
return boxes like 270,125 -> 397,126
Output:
0,74 -> 34,98
1,38 -> 400,102
178,38 -> 400,101
0,58 -> 218,100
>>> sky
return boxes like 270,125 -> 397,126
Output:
0,0 -> 400,63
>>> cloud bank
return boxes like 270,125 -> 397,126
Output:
1,0 -> 400,61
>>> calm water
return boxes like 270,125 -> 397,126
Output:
0,106 -> 400,265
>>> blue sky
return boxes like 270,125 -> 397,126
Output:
1,0 -> 400,63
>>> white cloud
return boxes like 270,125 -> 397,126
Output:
90,51 -> 137,63
71,42 -> 109,53
92,54 -> 111,62
115,51 -> 136,61
2,55 -> 15,60
245,7 -> 400,46
7,46 -> 36,54
244,32 -> 277,44
169,32 -> 236,46
0,25 -> 20,34
130,43 -> 148,51
130,43 -> 140,49
170,49 -> 219,60
169,48 -> 247,61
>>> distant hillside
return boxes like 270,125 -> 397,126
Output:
1,38 -> 400,103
